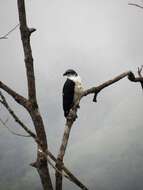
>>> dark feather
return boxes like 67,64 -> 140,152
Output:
63,79 -> 75,117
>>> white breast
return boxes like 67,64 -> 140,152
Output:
68,75 -> 84,103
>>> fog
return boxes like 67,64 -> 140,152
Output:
0,1 -> 143,190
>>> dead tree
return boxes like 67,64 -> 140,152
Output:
0,1 -> 143,190
0,1 -> 89,190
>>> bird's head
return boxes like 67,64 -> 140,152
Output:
63,69 -> 78,77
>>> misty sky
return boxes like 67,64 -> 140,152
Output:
0,0 -> 143,190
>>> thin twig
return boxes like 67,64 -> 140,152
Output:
0,117 -> 30,137
128,3 -> 143,9
0,91 -> 36,138
0,24 -> 19,39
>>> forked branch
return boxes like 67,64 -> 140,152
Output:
0,0 -> 88,189
0,90 -> 88,190
82,70 -> 143,102
56,68 -> 143,190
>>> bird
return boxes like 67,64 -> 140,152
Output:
62,69 -> 83,118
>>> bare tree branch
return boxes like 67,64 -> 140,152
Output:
0,81 -> 29,109
128,3 -> 143,9
1,2 -> 88,189
0,93 -> 75,185
0,117 -> 30,137
0,89 -> 88,190
56,99 -> 85,190
17,0 -> 37,102
17,1 -> 52,189
0,91 -> 36,138
82,71 -> 143,102
47,151 -> 88,190
37,149 -> 74,183
2,0 -> 143,189
0,24 -> 19,40
56,69 -> 143,190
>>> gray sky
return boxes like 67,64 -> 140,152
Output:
0,0 -> 143,190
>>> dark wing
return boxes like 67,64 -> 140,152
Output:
63,79 -> 75,117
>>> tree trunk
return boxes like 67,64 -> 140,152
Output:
30,109 -> 53,190
17,0 -> 53,189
